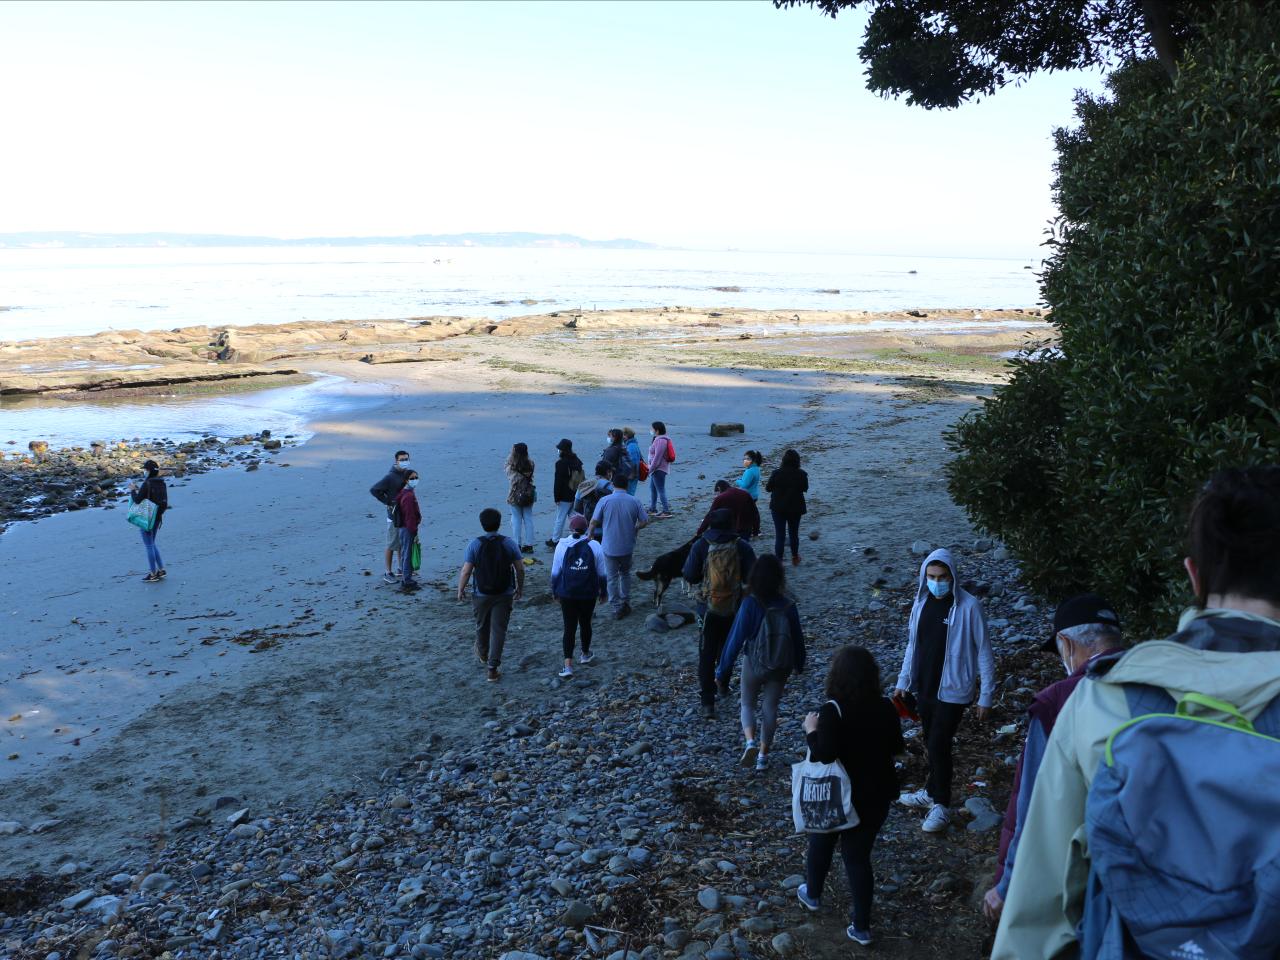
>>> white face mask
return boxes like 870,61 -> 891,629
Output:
407,479 -> 419,490
397,460 -> 411,470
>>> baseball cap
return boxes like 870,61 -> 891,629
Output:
1044,593 -> 1122,652
568,513 -> 587,533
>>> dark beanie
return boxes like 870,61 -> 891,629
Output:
557,438 -> 573,452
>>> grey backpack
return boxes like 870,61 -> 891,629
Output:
747,602 -> 795,681
1080,690 -> 1280,959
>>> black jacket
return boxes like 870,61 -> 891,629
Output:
131,476 -> 169,530
807,695 -> 904,820
370,466 -> 409,508
765,465 -> 809,517
600,442 -> 632,481
553,451 -> 585,503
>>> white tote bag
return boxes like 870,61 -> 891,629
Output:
791,700 -> 859,833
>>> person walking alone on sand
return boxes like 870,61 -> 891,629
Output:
505,442 -> 537,553
795,645 -> 905,947
766,448 -> 809,565
648,421 -> 674,518
130,458 -> 169,582
551,513 -> 608,678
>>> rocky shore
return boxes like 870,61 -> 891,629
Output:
0,541 -> 1058,960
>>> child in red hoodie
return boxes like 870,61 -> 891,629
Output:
395,471 -> 422,593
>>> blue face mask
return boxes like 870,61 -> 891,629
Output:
407,479 -> 419,489
926,578 -> 952,598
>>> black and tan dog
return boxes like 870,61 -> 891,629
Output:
635,537 -> 697,606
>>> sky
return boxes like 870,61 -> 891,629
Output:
0,1 -> 1108,258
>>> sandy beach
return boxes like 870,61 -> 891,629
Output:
0,308 -> 1053,957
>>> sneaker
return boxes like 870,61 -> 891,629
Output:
398,583 -> 419,594
791,554 -> 801,566
545,538 -> 556,548
382,572 -> 398,584
142,572 -> 159,582
659,512 -> 673,519
578,652 -> 595,665
619,602 -> 632,618
755,753 -> 768,772
700,703 -> 715,720
796,884 -> 820,912
613,607 -> 626,620
558,666 -> 574,678
846,926 -> 873,946
922,803 -> 951,833
898,788 -> 933,810
521,544 -> 534,554
156,569 -> 167,580
739,740 -> 758,767
487,668 -> 500,682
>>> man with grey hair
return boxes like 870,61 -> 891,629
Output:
981,594 -> 1124,923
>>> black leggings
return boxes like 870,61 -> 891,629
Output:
919,698 -> 966,807
559,597 -> 595,659
805,804 -> 888,931
772,510 -> 800,558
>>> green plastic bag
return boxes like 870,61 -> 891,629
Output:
410,538 -> 422,571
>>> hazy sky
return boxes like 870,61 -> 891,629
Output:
0,1 -> 1106,257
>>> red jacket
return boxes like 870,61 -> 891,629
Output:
395,487 -> 421,535
695,487 -> 760,538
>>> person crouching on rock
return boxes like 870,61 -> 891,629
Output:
796,645 -> 905,947
892,548 -> 995,834
394,471 -> 422,593
130,459 -> 168,582
716,553 -> 806,772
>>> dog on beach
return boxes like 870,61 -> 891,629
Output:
636,537 -> 696,606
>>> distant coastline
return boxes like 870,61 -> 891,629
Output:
0,230 -> 658,250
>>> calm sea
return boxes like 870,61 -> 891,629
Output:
0,246 -> 1042,341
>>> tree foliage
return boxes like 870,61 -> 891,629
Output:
945,4 -> 1280,635
774,0 -> 1195,108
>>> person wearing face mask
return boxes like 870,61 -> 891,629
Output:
129,459 -> 169,582
600,429 -> 633,486
370,449 -> 414,585
647,421 -> 674,519
892,549 -> 995,833
981,595 -> 1123,924
994,466 -> 1280,959
393,471 -> 422,593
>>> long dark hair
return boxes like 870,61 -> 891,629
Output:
1188,465 -> 1280,606
748,553 -> 785,602
744,449 -> 763,466
651,421 -> 667,435
142,459 -> 160,477
824,645 -> 882,711
781,448 -> 800,469
507,442 -> 533,474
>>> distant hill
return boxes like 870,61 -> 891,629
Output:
0,231 -> 658,250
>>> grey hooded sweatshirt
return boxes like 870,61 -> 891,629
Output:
894,547 -> 996,708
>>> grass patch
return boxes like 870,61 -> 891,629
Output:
482,356 -> 602,388
872,347 -> 1011,373
682,350 -> 884,374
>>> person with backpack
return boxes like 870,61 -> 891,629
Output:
548,438 -> 585,547
765,448 -> 809,566
994,466 -> 1280,960
795,645 -> 905,947
600,428 -> 633,484
716,553 -> 806,771
574,460 -> 614,530
370,449 -> 414,584
457,507 -> 525,683
586,474 -> 649,619
695,479 -> 761,540
683,508 -> 757,718
551,513 -> 608,678
982,595 -> 1124,924
648,420 -> 675,519
392,470 -> 422,594
129,458 -> 169,582
622,427 -> 644,496
505,442 -> 537,553
736,449 -> 764,501
893,548 -> 995,833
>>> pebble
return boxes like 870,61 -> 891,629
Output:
697,887 -> 722,911
771,932 -> 798,955
60,889 -> 96,911
0,820 -> 22,834
910,540 -> 933,556
139,872 -> 175,893
964,796 -> 1004,833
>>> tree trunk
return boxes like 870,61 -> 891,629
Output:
1141,0 -> 1180,79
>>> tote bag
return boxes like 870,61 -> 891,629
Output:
791,700 -> 859,833
126,498 -> 158,532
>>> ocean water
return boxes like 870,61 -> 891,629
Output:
0,246 -> 1043,341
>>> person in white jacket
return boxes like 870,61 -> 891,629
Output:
892,548 -> 996,832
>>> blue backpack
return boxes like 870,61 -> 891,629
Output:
1080,690 -> 1280,960
554,538 -> 599,600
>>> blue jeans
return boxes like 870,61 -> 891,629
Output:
510,504 -> 535,547
627,478 -> 639,496
772,509 -> 800,558
140,529 -> 163,573
399,527 -> 416,585
552,501 -> 573,541
605,553 -> 633,611
649,470 -> 669,513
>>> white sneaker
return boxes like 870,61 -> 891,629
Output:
898,788 -> 933,810
558,666 -> 573,678
922,804 -> 951,833
578,652 -> 595,665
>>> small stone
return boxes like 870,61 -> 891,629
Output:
364,834 -> 387,850
622,741 -> 653,758
910,540 -> 933,556
60,889 -> 96,910
225,807 -> 250,825
709,422 -> 745,437
741,916 -> 775,934
549,878 -> 573,897
929,873 -> 961,894
770,932 -> 797,956
489,851 -> 511,867
560,900 -> 594,928
973,538 -> 994,552
779,875 -> 803,890
139,872 -> 175,893
663,930 -> 690,951
992,546 -> 1011,561
0,821 -> 22,835
231,823 -> 257,839
697,887 -> 722,911
56,862 -> 80,876
390,795 -> 412,809
29,818 -> 62,833
644,613 -> 669,633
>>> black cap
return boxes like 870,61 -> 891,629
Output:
556,438 -> 573,452
1044,593 -> 1122,652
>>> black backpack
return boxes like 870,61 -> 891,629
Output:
474,536 -> 514,594
747,601 -> 796,681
